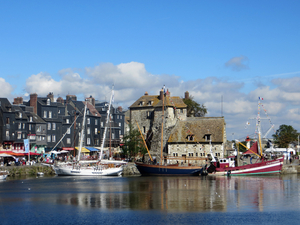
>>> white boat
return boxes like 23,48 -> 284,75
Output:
0,171 -> 9,180
53,87 -> 127,176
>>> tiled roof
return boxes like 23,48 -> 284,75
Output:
129,95 -> 186,109
168,117 -> 225,143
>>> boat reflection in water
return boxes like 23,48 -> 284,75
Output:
52,175 -> 285,212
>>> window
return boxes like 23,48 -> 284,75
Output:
67,128 -> 71,134
19,112 -> 22,118
143,126 -> 146,133
23,123 -> 25,129
29,124 -> 32,131
188,135 -> 194,141
52,123 -> 56,130
36,126 -> 41,132
117,115 -> 119,119
112,133 -> 115,139
87,128 -> 90,134
95,128 -> 98,134
6,117 -> 10,124
173,153 -> 178,157
205,134 -> 211,141
67,138 -> 71,144
47,99 -> 50,105
49,111 -> 52,118
66,119 -> 69,124
48,123 -> 51,130
47,135 -> 51,142
18,123 -> 22,129
95,120 -> 98,125
101,122 -> 103,127
139,101 -> 143,106
87,138 -> 90,145
196,153 -> 198,156
119,123 -> 121,127
52,135 -> 56,142
29,116 -> 33,122
17,132 -> 21,139
120,115 -> 122,119
43,111 -> 47,118
189,153 -> 194,157
87,118 -> 90,124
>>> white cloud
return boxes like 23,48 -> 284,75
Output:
0,78 -> 14,97
225,55 -> 249,71
15,62 -> 300,141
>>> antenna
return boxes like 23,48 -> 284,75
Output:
221,95 -> 223,117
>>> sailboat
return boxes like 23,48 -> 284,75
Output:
206,98 -> 284,176
53,88 -> 127,176
135,88 -> 203,176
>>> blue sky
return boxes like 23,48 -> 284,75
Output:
1,0 -> 300,140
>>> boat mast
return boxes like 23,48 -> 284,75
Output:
160,87 -> 165,165
77,101 -> 87,161
257,99 -> 263,157
99,86 -> 114,161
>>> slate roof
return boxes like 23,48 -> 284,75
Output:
168,117 -> 226,143
129,94 -> 187,109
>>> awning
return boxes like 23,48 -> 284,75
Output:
85,147 -> 99,152
62,147 -> 74,151
75,147 -> 90,153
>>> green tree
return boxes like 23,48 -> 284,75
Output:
272,124 -> 299,148
182,96 -> 207,117
122,124 -> 147,158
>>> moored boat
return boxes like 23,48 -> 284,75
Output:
207,98 -> 284,176
0,171 -> 9,180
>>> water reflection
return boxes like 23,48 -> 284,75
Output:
45,176 -> 285,212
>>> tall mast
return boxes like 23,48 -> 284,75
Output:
99,86 -> 114,161
77,101 -> 87,161
257,99 -> 263,157
160,88 -> 165,165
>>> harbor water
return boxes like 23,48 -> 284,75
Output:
1,174 -> 300,224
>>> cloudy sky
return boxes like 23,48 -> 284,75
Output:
1,1 -> 299,141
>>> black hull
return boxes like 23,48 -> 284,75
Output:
135,163 -> 203,176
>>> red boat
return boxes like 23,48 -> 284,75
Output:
207,98 -> 284,176
207,154 -> 284,176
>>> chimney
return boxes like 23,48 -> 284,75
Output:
118,106 -> 123,112
184,91 -> 189,99
57,97 -> 64,105
160,89 -> 164,100
47,92 -> 54,102
13,97 -> 23,105
144,92 -> 148,96
86,95 -> 95,107
30,93 -> 38,114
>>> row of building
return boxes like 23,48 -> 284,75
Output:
1,88 -> 229,165
0,92 -> 125,156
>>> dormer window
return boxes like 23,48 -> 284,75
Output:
29,116 -> 33,122
204,134 -> 211,141
47,99 -> 50,105
147,101 -> 153,106
19,112 -> 22,118
139,101 -> 144,106
187,135 -> 194,141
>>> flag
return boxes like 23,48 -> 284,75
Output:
24,139 -> 29,153
163,85 -> 166,94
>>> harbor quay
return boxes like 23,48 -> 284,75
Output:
1,160 -> 300,177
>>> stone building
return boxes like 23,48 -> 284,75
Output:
168,117 -> 226,166
129,89 -> 227,165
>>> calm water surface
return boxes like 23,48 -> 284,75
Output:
1,174 -> 300,224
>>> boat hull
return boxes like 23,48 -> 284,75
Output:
209,157 -> 284,176
53,166 -> 123,176
135,163 -> 203,176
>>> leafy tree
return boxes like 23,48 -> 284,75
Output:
272,124 -> 299,148
182,96 -> 207,117
122,124 -> 147,158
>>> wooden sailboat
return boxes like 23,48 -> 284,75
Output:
135,88 -> 203,176
207,98 -> 284,176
